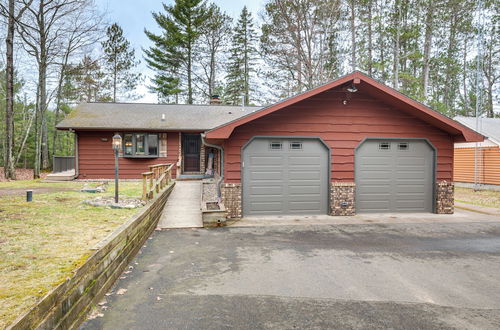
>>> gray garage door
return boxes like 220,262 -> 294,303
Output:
242,138 -> 329,216
355,139 -> 434,213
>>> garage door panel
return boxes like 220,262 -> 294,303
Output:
243,138 -> 328,216
397,157 -> 426,166
357,170 -> 392,179
357,200 -> 391,211
249,186 -> 283,195
289,185 -> 321,194
250,171 -> 283,180
359,156 -> 392,165
250,155 -> 284,165
395,184 -> 426,193
289,201 -> 322,211
356,139 -> 433,213
288,171 -> 321,180
288,155 -> 321,165
356,184 -> 391,196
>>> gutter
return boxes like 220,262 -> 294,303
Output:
200,133 -> 224,200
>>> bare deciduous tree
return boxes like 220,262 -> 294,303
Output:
0,0 -> 33,179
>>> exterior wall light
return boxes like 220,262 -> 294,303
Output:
112,133 -> 122,203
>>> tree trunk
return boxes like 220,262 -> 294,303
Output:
392,0 -> 400,88
4,0 -> 16,179
349,0 -> 357,71
113,54 -> 117,102
367,0 -> 373,76
462,38 -> 468,115
422,0 -> 434,99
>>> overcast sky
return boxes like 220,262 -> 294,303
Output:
96,0 -> 264,103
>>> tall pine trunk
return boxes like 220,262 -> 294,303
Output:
349,0 -> 357,71
367,0 -> 373,76
4,0 -> 16,179
422,1 -> 434,99
392,0 -> 401,88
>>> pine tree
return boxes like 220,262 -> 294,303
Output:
144,0 -> 208,104
102,23 -> 141,102
196,4 -> 232,99
225,6 -> 258,105
68,56 -> 110,102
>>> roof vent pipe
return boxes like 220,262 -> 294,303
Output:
161,114 -> 166,121
241,95 -> 245,111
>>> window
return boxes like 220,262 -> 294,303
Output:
122,133 -> 159,158
269,141 -> 282,150
148,134 -> 158,155
124,134 -> 133,156
379,142 -> 391,150
398,142 -> 409,151
290,141 -> 302,150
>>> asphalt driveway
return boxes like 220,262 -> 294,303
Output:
81,220 -> 500,329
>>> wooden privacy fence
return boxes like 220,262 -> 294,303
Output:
53,156 -> 75,173
142,163 -> 174,200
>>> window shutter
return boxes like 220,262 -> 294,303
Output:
160,133 -> 168,157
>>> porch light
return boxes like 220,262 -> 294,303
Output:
113,133 -> 122,151
112,133 -> 122,203
347,83 -> 358,93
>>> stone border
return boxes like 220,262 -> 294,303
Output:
7,183 -> 176,330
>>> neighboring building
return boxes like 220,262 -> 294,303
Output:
453,116 -> 500,186
57,72 -> 483,217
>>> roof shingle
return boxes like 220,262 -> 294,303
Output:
56,102 -> 262,131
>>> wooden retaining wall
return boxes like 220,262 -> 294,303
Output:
7,183 -> 175,330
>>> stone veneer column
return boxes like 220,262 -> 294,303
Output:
330,182 -> 356,216
221,183 -> 242,218
200,144 -> 206,174
436,181 -> 454,214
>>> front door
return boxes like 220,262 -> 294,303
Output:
182,133 -> 201,172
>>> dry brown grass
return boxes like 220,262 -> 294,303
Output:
455,187 -> 500,209
0,180 -> 143,328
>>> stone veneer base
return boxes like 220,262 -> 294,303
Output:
221,183 -> 242,218
436,181 -> 454,214
330,182 -> 356,216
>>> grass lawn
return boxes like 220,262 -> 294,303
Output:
455,186 -> 500,209
0,180 -> 145,328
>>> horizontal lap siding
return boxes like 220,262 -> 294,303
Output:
77,131 -> 179,179
454,147 -> 500,185
224,92 -> 453,183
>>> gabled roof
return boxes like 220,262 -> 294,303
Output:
454,116 -> 500,145
57,102 -> 263,131
205,71 -> 484,143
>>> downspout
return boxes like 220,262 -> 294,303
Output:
70,128 -> 79,179
200,133 -> 224,200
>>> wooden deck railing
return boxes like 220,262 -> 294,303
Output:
142,163 -> 174,200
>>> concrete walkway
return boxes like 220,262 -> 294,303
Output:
157,181 -> 203,229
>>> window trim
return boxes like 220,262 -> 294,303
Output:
379,141 -> 391,150
122,132 -> 159,158
398,142 -> 409,151
269,141 -> 283,150
289,141 -> 303,150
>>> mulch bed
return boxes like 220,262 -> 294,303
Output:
0,167 -> 48,182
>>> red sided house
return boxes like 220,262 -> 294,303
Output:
57,72 -> 483,217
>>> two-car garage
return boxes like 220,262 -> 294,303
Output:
242,137 -> 435,216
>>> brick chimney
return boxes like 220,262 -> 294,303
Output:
209,94 -> 222,105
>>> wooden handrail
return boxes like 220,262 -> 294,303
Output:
142,163 -> 174,200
